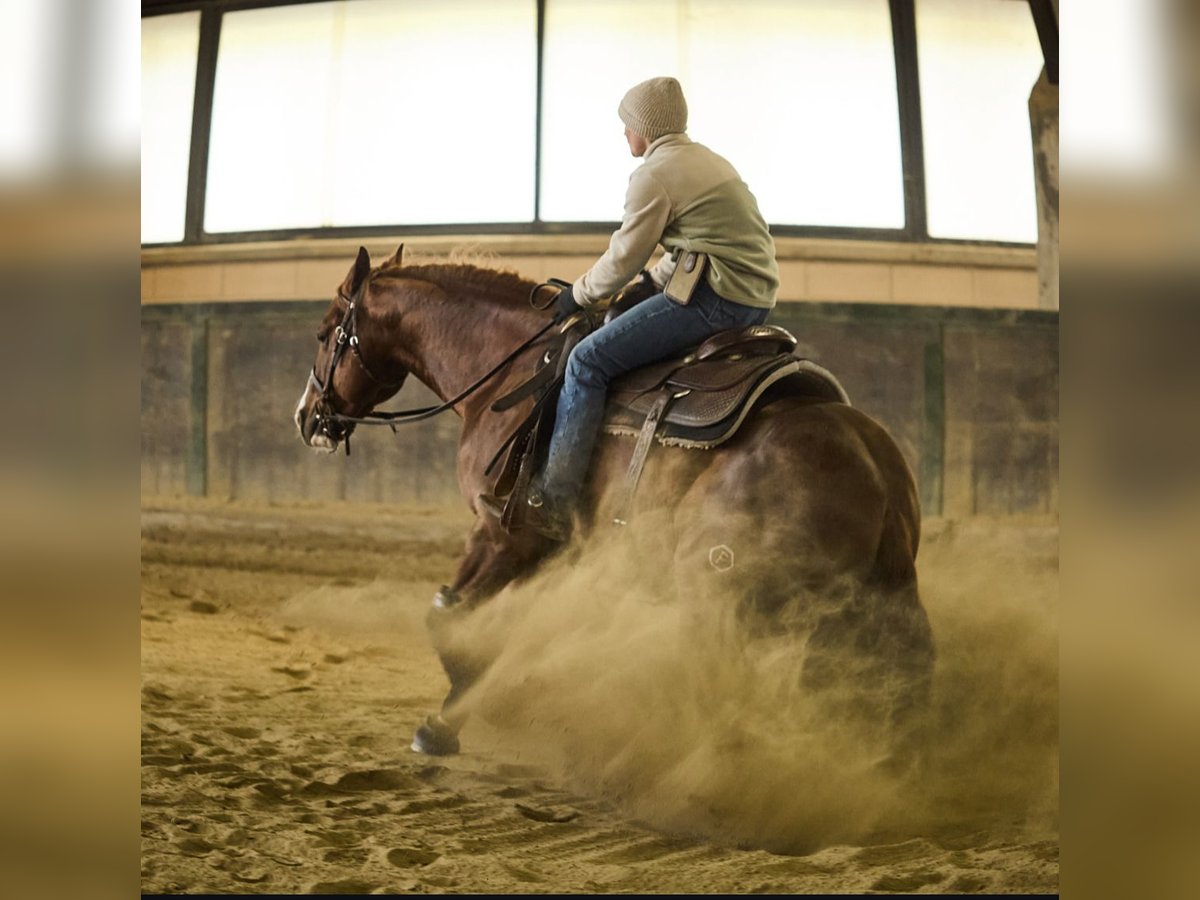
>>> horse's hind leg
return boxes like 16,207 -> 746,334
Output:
800,506 -> 935,768
800,581 -> 934,755
669,461 -> 932,764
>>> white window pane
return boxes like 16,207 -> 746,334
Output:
539,1 -> 662,222
541,0 -> 904,229
205,0 -> 535,233
205,3 -> 336,232
917,0 -> 1044,243
141,11 -> 200,244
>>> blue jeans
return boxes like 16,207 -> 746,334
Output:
540,278 -> 770,509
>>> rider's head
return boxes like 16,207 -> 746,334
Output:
618,76 -> 688,157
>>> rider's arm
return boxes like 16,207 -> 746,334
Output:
572,168 -> 671,307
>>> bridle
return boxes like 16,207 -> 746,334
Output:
307,278 -> 567,454
307,282 -> 405,454
309,292 -> 399,397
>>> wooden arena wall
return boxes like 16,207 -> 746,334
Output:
140,294 -> 1057,519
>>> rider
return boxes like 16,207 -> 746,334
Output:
483,76 -> 780,540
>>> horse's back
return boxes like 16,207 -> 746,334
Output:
597,395 -> 918,606
710,395 -> 918,554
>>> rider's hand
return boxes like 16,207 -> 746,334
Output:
628,269 -> 658,304
605,270 -> 658,323
553,285 -> 583,323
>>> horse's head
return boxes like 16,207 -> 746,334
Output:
295,245 -> 409,452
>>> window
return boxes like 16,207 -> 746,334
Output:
540,0 -> 905,229
204,0 -> 536,233
139,0 -> 1049,245
916,0 -> 1044,242
141,11 -> 201,244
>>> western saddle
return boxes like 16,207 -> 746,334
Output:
486,317 -> 849,530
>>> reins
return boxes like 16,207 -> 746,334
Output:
311,279 -> 568,450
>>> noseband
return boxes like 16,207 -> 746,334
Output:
309,285 -> 403,454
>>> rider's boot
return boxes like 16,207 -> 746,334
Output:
477,489 -> 571,543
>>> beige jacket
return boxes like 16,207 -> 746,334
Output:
573,133 -> 779,310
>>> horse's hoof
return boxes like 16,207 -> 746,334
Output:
410,716 -> 460,756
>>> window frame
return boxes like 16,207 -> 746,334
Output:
140,0 -> 1048,249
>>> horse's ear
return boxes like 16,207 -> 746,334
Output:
383,242 -> 404,269
340,246 -> 372,297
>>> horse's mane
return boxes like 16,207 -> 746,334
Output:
376,262 -> 535,306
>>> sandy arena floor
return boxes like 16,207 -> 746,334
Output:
140,498 -> 1058,895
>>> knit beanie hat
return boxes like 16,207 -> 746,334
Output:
618,76 -> 688,141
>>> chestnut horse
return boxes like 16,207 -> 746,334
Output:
295,246 -> 935,759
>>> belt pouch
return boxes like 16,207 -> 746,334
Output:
664,251 -> 708,306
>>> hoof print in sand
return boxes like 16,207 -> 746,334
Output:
387,847 -> 441,868
230,868 -> 270,884
333,768 -> 418,793
176,837 -> 216,857
515,803 -> 580,824
222,725 -> 262,740
252,780 -> 296,801
272,664 -> 313,680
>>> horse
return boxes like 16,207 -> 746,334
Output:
295,245 -> 935,761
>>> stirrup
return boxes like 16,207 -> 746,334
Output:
526,502 -> 569,542
476,491 -> 568,542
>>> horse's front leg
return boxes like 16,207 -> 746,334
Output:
412,518 -> 541,756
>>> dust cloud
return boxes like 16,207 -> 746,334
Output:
445,517 -> 1059,855
141,499 -> 1057,892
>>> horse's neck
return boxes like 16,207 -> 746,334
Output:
390,278 -> 541,416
